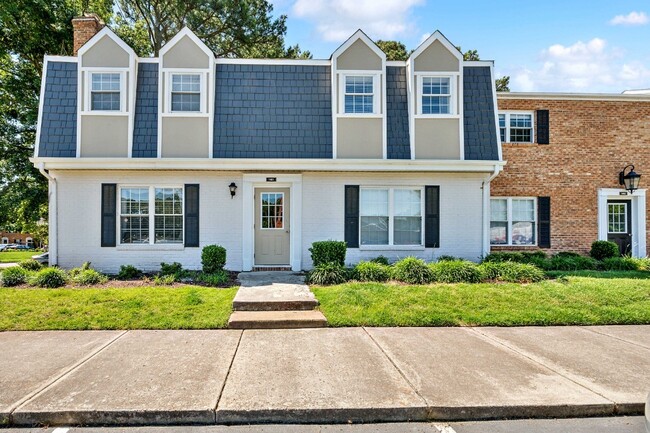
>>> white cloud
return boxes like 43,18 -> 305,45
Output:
291,0 -> 425,42
504,38 -> 650,93
609,11 -> 648,26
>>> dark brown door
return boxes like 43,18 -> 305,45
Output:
607,200 -> 632,256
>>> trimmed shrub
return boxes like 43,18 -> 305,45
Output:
72,269 -> 108,286
160,262 -> 183,277
393,257 -> 433,284
202,245 -> 227,273
354,261 -> 391,282
153,274 -> 176,286
30,267 -> 67,288
117,265 -> 142,280
590,241 -> 620,261
309,240 -> 347,267
195,270 -> 230,287
0,266 -> 29,287
430,260 -> 483,283
601,257 -> 640,271
479,261 -> 545,283
437,255 -> 459,262
548,255 -> 598,271
370,255 -> 390,265
307,263 -> 348,285
482,252 -> 525,263
19,259 -> 42,271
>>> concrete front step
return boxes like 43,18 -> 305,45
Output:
232,284 -> 319,311
228,311 -> 328,329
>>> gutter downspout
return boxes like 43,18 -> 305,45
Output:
38,163 -> 57,266
481,164 -> 503,258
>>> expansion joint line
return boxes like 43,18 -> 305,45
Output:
213,329 -> 244,420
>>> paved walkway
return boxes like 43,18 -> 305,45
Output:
1,325 -> 648,427
0,262 -> 17,269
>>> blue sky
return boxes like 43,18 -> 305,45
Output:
269,0 -> 650,93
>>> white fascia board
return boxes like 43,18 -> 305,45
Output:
386,61 -> 406,67
216,58 -> 331,66
464,60 -> 494,67
35,57 -> 49,157
43,55 -> 78,63
31,157 -> 506,173
138,57 -> 159,63
498,92 -> 650,102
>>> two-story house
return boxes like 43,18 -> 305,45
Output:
32,16 -> 503,272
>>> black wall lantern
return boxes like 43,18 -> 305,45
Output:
228,182 -> 237,198
619,165 -> 641,194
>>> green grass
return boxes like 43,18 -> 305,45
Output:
0,251 -> 36,263
0,286 -> 238,330
312,277 -> 650,327
546,270 -> 650,279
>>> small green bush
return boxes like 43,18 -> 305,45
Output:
601,257 -> 640,271
479,261 -> 545,283
18,259 -> 42,271
633,257 -> 650,271
354,261 -> 391,282
370,255 -> 390,265
430,260 -> 483,283
117,265 -> 142,280
393,257 -> 433,284
555,251 -> 582,258
307,263 -> 348,285
482,252 -> 525,263
153,274 -> 176,286
72,269 -> 108,286
309,240 -> 347,267
0,267 -> 29,287
590,241 -> 620,260
68,262 -> 92,278
30,267 -> 67,288
202,245 -> 227,273
160,262 -> 183,277
548,255 -> 598,271
437,255 -> 459,262
195,270 -> 230,287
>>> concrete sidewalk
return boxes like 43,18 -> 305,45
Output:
1,326 -> 648,427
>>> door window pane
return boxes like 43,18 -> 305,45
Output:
261,193 -> 284,229
608,203 -> 627,233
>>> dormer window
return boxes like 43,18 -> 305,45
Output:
340,74 -> 379,115
171,74 -> 201,112
90,72 -> 122,111
418,75 -> 456,115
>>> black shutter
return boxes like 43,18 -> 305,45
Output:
536,110 -> 550,144
344,185 -> 359,248
425,186 -> 440,248
185,184 -> 200,247
101,184 -> 117,247
538,196 -> 551,248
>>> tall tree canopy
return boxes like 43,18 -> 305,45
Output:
376,40 -> 410,61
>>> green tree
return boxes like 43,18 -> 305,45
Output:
376,40 -> 410,61
457,46 -> 510,92
495,76 -> 510,92
115,0 -> 310,58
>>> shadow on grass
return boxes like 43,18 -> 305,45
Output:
546,270 -> 650,279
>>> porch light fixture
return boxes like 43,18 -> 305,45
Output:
619,165 -> 641,194
228,182 -> 237,198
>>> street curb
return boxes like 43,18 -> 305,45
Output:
215,407 -> 430,424
10,409 -> 215,427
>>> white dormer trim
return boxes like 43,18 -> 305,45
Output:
407,30 -> 464,160
77,27 -> 136,158
331,30 -> 387,160
158,27 -> 215,159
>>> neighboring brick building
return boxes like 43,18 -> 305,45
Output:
0,232 -> 35,246
491,93 -> 650,257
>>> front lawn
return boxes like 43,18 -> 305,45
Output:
0,251 -> 36,263
312,276 -> 650,327
0,286 -> 237,330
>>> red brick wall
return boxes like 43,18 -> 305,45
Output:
0,232 -> 34,245
72,15 -> 103,55
492,96 -> 650,255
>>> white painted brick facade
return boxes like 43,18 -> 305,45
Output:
52,170 -> 488,272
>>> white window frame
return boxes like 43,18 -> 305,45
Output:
499,111 -> 535,143
490,197 -> 537,246
359,187 -> 425,247
338,72 -> 381,117
164,71 -> 207,115
260,191 -> 286,230
84,70 -> 127,114
118,185 -> 185,246
416,73 -> 458,117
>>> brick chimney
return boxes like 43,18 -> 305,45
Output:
72,14 -> 104,55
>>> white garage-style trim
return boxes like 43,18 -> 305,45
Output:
597,188 -> 646,257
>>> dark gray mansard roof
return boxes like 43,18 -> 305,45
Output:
38,62 -> 499,161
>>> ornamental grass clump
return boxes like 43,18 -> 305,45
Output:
479,261 -> 545,283
72,269 -> 108,286
0,266 -> 29,287
30,267 -> 67,288
353,261 -> 391,282
600,256 -> 641,271
306,263 -> 348,285
18,259 -> 42,271
429,260 -> 483,283
392,257 -> 433,284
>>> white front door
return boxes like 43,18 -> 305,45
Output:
254,188 -> 290,265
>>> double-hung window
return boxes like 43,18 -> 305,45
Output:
90,73 -> 121,111
120,186 -> 183,245
420,76 -> 452,114
490,198 -> 536,246
360,188 -> 423,246
170,74 -> 201,112
344,75 -> 375,114
499,112 -> 534,143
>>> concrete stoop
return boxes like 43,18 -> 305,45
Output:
228,272 -> 327,329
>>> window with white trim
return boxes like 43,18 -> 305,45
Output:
360,188 -> 423,246
170,74 -> 201,112
120,187 -> 183,245
420,76 -> 452,114
344,75 -> 375,114
490,198 -> 536,245
499,112 -> 534,143
90,73 -> 121,111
